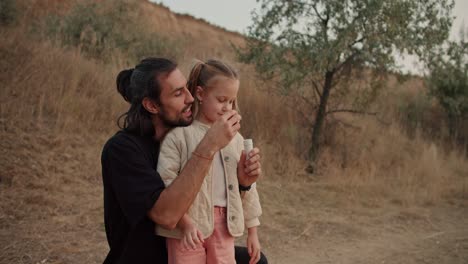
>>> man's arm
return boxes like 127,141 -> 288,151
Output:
148,110 -> 241,229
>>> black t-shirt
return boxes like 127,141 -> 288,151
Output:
101,130 -> 167,263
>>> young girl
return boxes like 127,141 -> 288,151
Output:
156,59 -> 262,264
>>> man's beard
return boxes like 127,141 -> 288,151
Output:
159,105 -> 193,128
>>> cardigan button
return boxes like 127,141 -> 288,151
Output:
228,184 -> 233,190
230,215 -> 236,221
224,156 -> 230,162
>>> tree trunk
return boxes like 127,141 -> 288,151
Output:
306,71 -> 334,174
447,113 -> 458,139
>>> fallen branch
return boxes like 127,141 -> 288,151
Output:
326,109 -> 377,115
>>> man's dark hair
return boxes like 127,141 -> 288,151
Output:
116,57 -> 178,136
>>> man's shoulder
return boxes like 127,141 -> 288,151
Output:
103,131 -> 133,150
101,130 -> 159,172
103,130 -> 155,157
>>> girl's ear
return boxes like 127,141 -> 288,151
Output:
142,97 -> 159,114
195,86 -> 204,101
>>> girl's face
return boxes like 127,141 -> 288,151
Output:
196,76 -> 239,125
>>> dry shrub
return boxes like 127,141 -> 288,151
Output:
319,117 -> 468,206
0,28 -> 114,263
234,66 -> 312,179
0,27 -> 124,136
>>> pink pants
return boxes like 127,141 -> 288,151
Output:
166,207 -> 235,264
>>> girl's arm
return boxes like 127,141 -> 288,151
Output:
239,137 -> 262,264
237,136 -> 262,231
247,226 -> 261,264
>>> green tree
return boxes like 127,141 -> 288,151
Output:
238,0 -> 454,173
426,29 -> 468,139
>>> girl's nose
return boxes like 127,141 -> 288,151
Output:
223,103 -> 232,112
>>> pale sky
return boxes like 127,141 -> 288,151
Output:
153,0 -> 467,74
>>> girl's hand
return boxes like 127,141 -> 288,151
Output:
181,224 -> 204,251
204,110 -> 242,151
177,214 -> 204,250
247,227 -> 261,264
237,147 -> 262,187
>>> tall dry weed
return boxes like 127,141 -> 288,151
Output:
0,28 -> 125,137
319,116 -> 468,206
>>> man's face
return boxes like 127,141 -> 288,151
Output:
157,68 -> 194,127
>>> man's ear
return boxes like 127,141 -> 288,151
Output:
196,86 -> 204,101
142,97 -> 160,114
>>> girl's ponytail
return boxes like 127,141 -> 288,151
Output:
187,61 -> 204,96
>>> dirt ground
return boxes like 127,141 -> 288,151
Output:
259,180 -> 468,264
0,122 -> 467,264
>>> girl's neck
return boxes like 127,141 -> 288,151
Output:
195,113 -> 213,127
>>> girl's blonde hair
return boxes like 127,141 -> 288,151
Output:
187,59 -> 239,116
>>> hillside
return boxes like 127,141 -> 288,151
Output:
21,0 -> 246,60
1,1 -> 467,263
139,1 -> 246,55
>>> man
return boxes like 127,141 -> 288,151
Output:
101,58 -> 267,263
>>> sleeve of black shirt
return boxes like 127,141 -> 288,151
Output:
103,135 -> 164,228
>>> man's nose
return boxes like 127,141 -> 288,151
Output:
184,88 -> 194,104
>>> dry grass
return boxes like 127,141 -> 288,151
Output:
0,28 -> 125,136
319,119 -> 468,206
1,2 -> 468,263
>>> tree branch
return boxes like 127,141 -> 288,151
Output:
295,91 -> 315,107
324,5 -> 330,25
334,51 -> 359,74
311,80 -> 322,98
350,36 -> 366,48
311,3 -> 326,23
282,96 -> 316,125
326,109 -> 377,115
328,109 -> 392,127
329,116 -> 362,130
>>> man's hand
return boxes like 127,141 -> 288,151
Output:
200,110 -> 241,156
238,147 -> 262,187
